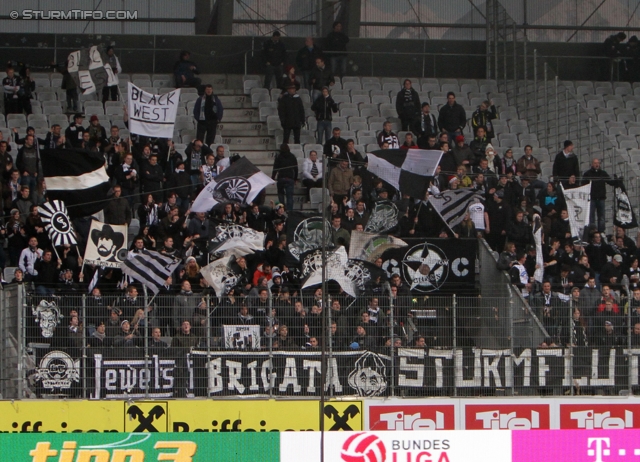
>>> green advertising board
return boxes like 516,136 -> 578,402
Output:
0,432 -> 279,462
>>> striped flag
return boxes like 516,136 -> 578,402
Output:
38,200 -> 77,246
121,249 -> 180,295
41,148 -> 111,218
428,188 -> 484,232
366,149 -> 443,199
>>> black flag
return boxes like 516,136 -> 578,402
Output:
613,179 -> 638,229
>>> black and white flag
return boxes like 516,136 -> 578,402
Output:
301,246 -> 358,296
121,249 -> 180,295
428,188 -> 484,232
127,83 -> 181,138
209,224 -> 264,257
613,179 -> 638,229
67,46 -> 116,96
348,231 -> 408,263
366,149 -> 443,199
533,214 -> 544,283
200,256 -> 240,296
38,200 -> 77,246
191,157 -> 275,213
84,221 -> 128,269
365,200 -> 400,233
560,183 -> 591,239
41,148 -> 111,218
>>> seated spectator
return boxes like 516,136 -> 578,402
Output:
174,50 -> 201,91
400,132 -> 418,150
452,135 -> 474,169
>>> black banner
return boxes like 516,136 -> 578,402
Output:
28,347 -> 640,398
380,238 -> 477,293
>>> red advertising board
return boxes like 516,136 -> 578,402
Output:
559,404 -> 640,429
368,404 -> 456,431
464,404 -> 550,430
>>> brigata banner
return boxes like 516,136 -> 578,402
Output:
280,430 -> 512,462
0,432 -> 278,462
26,346 -> 640,398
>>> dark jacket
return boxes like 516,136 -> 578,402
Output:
395,88 -> 421,120
278,93 -> 306,129
412,113 -> 438,138
296,45 -> 323,72
471,105 -> 498,138
272,150 -> 299,181
193,94 -> 224,122
311,94 -> 338,121
310,65 -> 335,91
553,151 -> 580,182
16,144 -> 39,176
582,167 -> 614,200
103,197 -> 132,225
438,102 -> 467,132
324,31 -> 349,56
263,38 -> 287,66
184,144 -> 213,176
64,123 -> 86,148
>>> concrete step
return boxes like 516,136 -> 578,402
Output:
217,95 -> 253,108
265,185 -> 307,194
221,136 -> 275,148
264,194 -> 318,211
221,108 -> 259,120
219,129 -> 264,137
232,151 -> 276,163
217,122 -> 264,131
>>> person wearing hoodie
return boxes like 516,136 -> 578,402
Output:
395,79 -> 421,131
311,86 -> 338,144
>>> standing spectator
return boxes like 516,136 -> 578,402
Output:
141,154 -> 165,203
193,84 -> 224,146
55,60 -> 78,113
553,140 -> 580,187
3,67 -> 22,114
532,281 -> 563,335
296,37 -> 323,90
396,79 -> 421,131
376,121 -> 400,149
34,250 -> 61,296
263,31 -> 287,90
87,115 -> 107,147
115,153 -> 139,208
324,21 -> 350,77
311,86 -> 338,144
103,185 -> 132,226
102,46 -> 122,103
16,134 -> 39,202
485,190 -> 511,251
279,65 -> 300,94
18,236 -> 42,281
173,51 -> 201,91
452,135 -> 474,168
412,102 -> 438,147
278,85 -> 305,145
302,150 -> 323,200
271,144 -> 298,212
438,92 -> 467,143
328,156 -> 354,204
65,113 -> 86,148
310,57 -> 335,101
516,145 -> 543,187
469,126 -> 490,164
471,100 -> 498,141
185,139 -> 213,189
582,158 -> 614,233
18,67 -> 35,115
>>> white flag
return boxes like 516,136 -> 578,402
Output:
127,82 -> 181,138
560,183 -> 591,239
84,221 -> 128,269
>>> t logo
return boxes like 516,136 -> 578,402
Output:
324,403 -> 361,431
587,437 -> 611,462
125,403 -> 168,432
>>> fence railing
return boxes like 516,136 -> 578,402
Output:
1,281 -> 636,400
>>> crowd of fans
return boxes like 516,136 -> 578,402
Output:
2,32 -> 637,360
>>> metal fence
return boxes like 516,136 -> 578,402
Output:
2,278 -> 638,400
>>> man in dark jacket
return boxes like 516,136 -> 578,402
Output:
185,139 -> 213,188
193,84 -> 224,146
263,31 -> 287,89
296,37 -> 323,90
553,140 -> 580,187
324,21 -> 349,77
278,85 -> 306,144
103,185 -> 132,226
65,113 -> 86,148
311,86 -> 338,144
471,100 -> 498,141
310,57 -> 335,100
582,158 -> 614,233
141,154 -> 165,203
412,102 -> 438,147
34,249 -> 60,296
323,127 -> 348,165
438,92 -> 466,144
272,144 -> 299,212
16,134 -> 39,203
173,50 -> 201,91
396,79 -> 421,131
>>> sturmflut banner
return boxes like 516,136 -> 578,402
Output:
127,82 -> 181,138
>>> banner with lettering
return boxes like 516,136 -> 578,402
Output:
127,82 -> 181,138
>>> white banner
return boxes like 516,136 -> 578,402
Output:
127,82 -> 181,138
561,183 -> 591,239
533,214 -> 544,283
223,325 -> 261,350
84,221 -> 128,268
